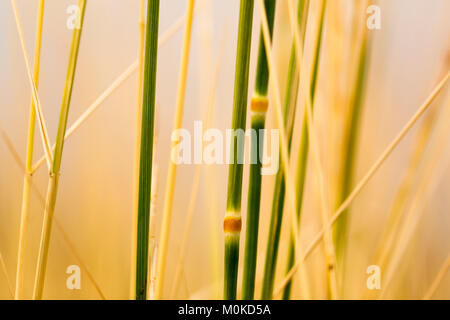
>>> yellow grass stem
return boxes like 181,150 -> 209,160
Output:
10,0 -> 52,169
31,14 -> 186,173
369,65 -> 450,299
0,126 -> 106,299
155,0 -> 196,299
274,71 -> 450,296
199,0 -> 221,298
14,0 -> 45,300
380,96 -> 450,299
286,0 -> 338,299
258,0 -> 301,273
33,0 -> 87,300
170,34 -> 223,299
334,1 -> 370,278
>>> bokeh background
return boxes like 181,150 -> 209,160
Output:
0,0 -> 449,299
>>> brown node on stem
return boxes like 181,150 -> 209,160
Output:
224,216 -> 242,233
250,97 -> 269,113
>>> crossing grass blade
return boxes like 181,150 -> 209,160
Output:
281,0 -> 326,299
260,0 -> 309,300
15,0 -> 45,300
33,0 -> 87,300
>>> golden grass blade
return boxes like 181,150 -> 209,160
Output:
274,70 -> 450,296
257,0 -> 301,272
379,96 -> 450,299
10,0 -> 52,169
258,0 -> 323,299
199,0 -> 222,298
170,35 -> 223,298
15,0 -> 45,300
368,63 -> 450,299
33,0 -> 87,300
31,14 -> 187,174
155,0 -> 196,299
286,0 -> 339,299
0,126 -> 106,299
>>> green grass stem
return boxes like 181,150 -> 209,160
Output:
135,0 -> 160,300
242,0 -> 276,300
224,0 -> 255,300
260,0 -> 308,300
282,0 -> 326,299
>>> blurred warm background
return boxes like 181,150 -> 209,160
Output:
0,0 -> 449,299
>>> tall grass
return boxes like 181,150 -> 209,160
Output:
261,0 -> 308,300
334,1 -> 371,277
130,0 -> 146,300
224,0 -> 255,300
241,0 -> 276,300
284,0 -> 328,299
2,0 -> 449,301
33,0 -> 87,300
135,0 -> 160,300
274,71 -> 450,297
15,0 -> 45,300
155,0 -> 195,299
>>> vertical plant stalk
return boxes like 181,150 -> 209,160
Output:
1,126 -> 106,299
130,0 -> 146,300
282,0 -> 326,299
10,0 -> 52,169
135,0 -> 160,300
260,0 -> 308,300
154,0 -> 195,300
170,38 -> 223,299
224,0 -> 255,300
15,0 -> 45,300
32,0 -> 87,300
333,12 -> 371,272
241,0 -> 276,300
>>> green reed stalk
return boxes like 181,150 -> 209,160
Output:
224,0 -> 255,300
15,0 -> 45,300
260,0 -> 308,300
241,0 -> 276,300
135,0 -> 160,300
334,26 -> 370,269
32,0 -> 87,300
130,0 -> 146,300
282,0 -> 326,299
